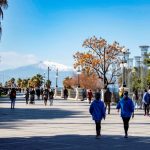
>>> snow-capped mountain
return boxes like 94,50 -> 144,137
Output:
0,61 -> 75,87
38,61 -> 73,71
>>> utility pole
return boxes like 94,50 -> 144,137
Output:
56,68 -> 58,87
103,47 -> 106,89
48,67 -> 50,81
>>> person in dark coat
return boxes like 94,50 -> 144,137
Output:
30,88 -> 35,104
49,88 -> 54,106
104,88 -> 112,114
43,88 -> 49,106
64,88 -> 68,99
81,88 -> 87,101
40,88 -> 44,100
25,88 -> 29,104
36,88 -> 41,100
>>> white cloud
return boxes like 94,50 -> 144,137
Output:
0,51 -> 39,71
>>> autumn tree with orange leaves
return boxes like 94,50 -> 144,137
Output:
63,76 -> 74,89
63,72 -> 103,91
74,36 -> 124,89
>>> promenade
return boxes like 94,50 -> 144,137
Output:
0,96 -> 150,150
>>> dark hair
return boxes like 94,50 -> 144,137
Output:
144,89 -> 147,92
95,92 -> 101,100
107,88 -> 110,91
124,91 -> 128,96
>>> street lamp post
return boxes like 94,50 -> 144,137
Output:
48,67 -> 50,81
56,68 -> 58,88
101,46 -> 107,102
120,48 -> 130,87
103,46 -> 106,89
43,72 -> 46,88
75,66 -> 81,100
77,66 -> 81,88
54,68 -> 58,97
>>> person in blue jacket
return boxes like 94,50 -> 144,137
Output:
142,89 -> 150,116
89,92 -> 106,138
116,91 -> 134,138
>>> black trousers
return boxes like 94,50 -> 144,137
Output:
122,117 -> 130,135
95,121 -> 101,136
144,104 -> 149,115
105,102 -> 111,114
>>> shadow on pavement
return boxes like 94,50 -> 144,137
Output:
0,134 -> 149,150
0,107 -> 81,123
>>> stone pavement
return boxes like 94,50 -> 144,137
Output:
0,96 -> 150,150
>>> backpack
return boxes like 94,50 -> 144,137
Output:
10,91 -> 16,98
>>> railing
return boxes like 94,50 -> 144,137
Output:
57,88 -> 143,103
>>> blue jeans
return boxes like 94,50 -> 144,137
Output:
11,98 -> 16,109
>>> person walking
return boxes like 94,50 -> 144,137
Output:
116,91 -> 134,138
132,90 -> 139,110
88,89 -> 93,104
104,88 -> 112,114
49,88 -> 54,106
25,88 -> 29,104
89,92 -> 106,139
139,91 -> 144,109
43,88 -> 49,106
40,88 -> 44,100
10,88 -> 16,109
30,88 -> 35,104
63,88 -> 68,99
36,88 -> 41,100
81,88 -> 87,101
142,89 -> 150,116
119,87 -> 124,99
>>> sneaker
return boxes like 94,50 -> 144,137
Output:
95,135 -> 100,139
124,135 -> 128,138
95,133 -> 101,139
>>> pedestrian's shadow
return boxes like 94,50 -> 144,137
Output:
0,134 -> 149,150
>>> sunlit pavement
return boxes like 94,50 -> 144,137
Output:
0,95 -> 150,150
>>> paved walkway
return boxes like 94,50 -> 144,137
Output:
0,96 -> 150,150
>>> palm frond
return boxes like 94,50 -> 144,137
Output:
0,7 -> 3,19
0,0 -> 8,8
0,22 -> 2,39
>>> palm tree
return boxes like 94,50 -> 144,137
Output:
29,74 -> 44,88
22,79 -> 30,88
17,78 -> 22,88
0,0 -> 8,37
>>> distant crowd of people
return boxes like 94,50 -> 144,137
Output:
25,87 -> 55,106
8,87 -> 71,108
8,87 -> 55,109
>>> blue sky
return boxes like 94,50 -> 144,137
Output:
0,0 -> 150,70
